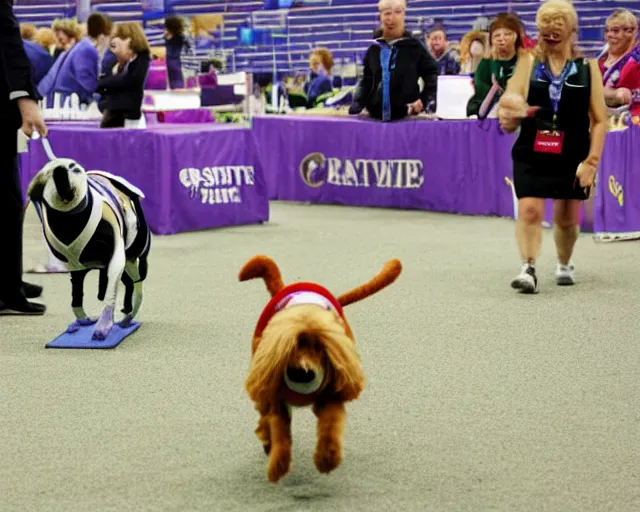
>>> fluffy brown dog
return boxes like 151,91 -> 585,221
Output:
239,255 -> 402,483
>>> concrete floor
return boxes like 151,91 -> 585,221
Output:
1,202 -> 639,512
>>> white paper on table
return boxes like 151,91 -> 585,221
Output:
124,116 -> 147,129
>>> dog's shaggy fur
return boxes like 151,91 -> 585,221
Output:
239,255 -> 402,483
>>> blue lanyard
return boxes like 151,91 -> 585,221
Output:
537,60 -> 577,124
379,41 -> 398,122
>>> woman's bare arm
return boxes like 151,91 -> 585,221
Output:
585,59 -> 607,168
498,52 -> 535,132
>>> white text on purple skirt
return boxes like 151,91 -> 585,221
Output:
179,166 -> 256,205
299,153 -> 424,189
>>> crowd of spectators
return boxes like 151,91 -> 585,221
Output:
17,2 -> 640,123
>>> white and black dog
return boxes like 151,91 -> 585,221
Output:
27,158 -> 151,340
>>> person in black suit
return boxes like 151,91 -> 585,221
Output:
98,21 -> 151,128
0,0 -> 48,315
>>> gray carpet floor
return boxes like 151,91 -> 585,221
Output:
2,202 -> 639,512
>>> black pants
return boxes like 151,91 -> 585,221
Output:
0,124 -> 26,302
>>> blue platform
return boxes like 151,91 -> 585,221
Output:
46,321 -> 141,349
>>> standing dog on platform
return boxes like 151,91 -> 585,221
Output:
27,158 -> 151,340
240,255 -> 402,483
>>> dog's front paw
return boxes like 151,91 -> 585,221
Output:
314,438 -> 342,474
92,326 -> 112,341
92,306 -> 115,340
267,447 -> 291,483
66,318 -> 97,333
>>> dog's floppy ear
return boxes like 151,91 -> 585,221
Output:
337,259 -> 402,307
239,255 -> 285,297
26,172 -> 47,202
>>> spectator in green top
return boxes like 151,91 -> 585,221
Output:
467,13 -> 525,119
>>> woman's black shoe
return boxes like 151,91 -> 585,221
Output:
0,300 -> 46,316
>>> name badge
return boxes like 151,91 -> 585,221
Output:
533,130 -> 564,154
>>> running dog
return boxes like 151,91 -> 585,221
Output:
27,158 -> 151,339
240,255 -> 402,482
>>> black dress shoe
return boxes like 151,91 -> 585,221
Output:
22,282 -> 43,299
0,299 -> 46,316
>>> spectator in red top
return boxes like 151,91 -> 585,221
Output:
598,9 -> 640,116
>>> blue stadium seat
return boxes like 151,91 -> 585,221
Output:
13,0 -> 640,76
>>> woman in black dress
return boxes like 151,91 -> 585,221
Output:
498,0 -> 607,294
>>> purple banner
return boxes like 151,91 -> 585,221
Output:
252,116 -> 581,225
593,126 -> 640,240
20,124 -> 269,235
253,116 -> 515,217
251,116 -> 640,234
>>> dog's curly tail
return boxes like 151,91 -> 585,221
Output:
239,255 -> 285,297
337,259 -> 402,307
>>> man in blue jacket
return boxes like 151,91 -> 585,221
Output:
38,12 -> 112,106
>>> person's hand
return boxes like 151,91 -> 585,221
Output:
407,99 -> 423,116
17,98 -> 47,137
615,87 -> 632,105
575,161 -> 597,188
498,92 -> 538,132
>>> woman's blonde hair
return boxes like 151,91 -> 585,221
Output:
606,8 -> 639,51
536,0 -> 578,34
535,0 -> 581,59
113,22 -> 150,53
34,27 -> 57,50
378,0 -> 406,12
51,18 -> 82,41
606,8 -> 639,30
20,23 -> 38,40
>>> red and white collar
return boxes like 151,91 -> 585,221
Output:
254,282 -> 344,338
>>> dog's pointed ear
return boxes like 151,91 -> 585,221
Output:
239,255 -> 285,297
27,172 -> 47,202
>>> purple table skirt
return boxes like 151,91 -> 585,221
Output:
20,117 -> 638,237
252,116 -> 640,235
20,123 -> 269,235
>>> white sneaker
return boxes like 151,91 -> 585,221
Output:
511,263 -> 538,294
556,263 -> 575,286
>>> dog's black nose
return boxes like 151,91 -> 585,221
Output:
53,166 -> 74,202
286,367 -> 316,384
